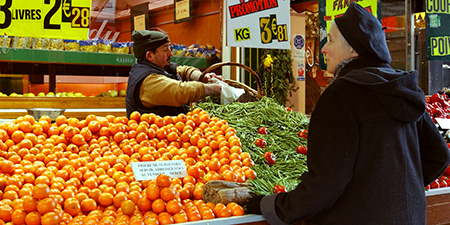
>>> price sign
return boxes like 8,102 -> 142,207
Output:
0,0 -> 91,40
174,0 -> 191,24
226,0 -> 290,49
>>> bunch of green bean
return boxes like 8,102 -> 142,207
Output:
194,97 -> 310,195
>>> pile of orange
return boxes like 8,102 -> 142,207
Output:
0,108 -> 256,224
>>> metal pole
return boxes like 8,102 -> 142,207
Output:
405,0 -> 414,71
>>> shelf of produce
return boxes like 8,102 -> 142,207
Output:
0,48 -> 217,93
0,97 -> 126,119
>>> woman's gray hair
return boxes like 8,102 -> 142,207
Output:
330,21 -> 353,51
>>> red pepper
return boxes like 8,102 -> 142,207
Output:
263,152 -> 276,165
431,108 -> 445,118
258,127 -> 268,135
296,145 -> 307,155
430,93 -> 450,107
272,185 -> 287,193
298,129 -> 308,139
255,138 -> 267,148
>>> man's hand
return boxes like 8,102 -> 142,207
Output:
201,72 -> 225,83
204,84 -> 222,96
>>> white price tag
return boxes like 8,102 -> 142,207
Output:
436,118 -> 450,130
130,160 -> 188,181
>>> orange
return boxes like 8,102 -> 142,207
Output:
145,185 -> 160,201
173,211 -> 188,223
19,121 -> 32,133
166,199 -> 182,214
157,212 -> 174,225
128,190 -> 142,205
129,111 -> 141,122
11,208 -> 26,224
22,195 -> 38,212
11,130 -> 25,144
40,211 -> 59,225
36,197 -> 56,215
178,187 -> 191,200
55,115 -> 67,126
0,205 -> 12,222
112,191 -> 128,208
80,198 -> 97,214
25,211 -> 42,225
151,198 -> 166,214
160,187 -> 175,202
156,174 -> 172,188
120,199 -> 135,216
98,192 -> 113,206
244,169 -> 257,179
71,134 -> 86,146
32,183 -> 50,200
88,120 -> 101,133
64,199 -> 81,216
136,197 -> 152,212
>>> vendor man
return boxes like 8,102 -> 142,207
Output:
126,30 -> 222,118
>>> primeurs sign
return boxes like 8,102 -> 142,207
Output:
426,0 -> 450,60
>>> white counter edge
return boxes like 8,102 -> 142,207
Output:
180,215 -> 266,225
425,186 -> 450,196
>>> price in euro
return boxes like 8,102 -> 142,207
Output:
0,0 -> 90,40
259,15 -> 287,44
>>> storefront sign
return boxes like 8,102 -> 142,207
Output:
226,0 -> 290,49
318,0 -> 381,70
0,0 -> 91,40
426,0 -> 450,60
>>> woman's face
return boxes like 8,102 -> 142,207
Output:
321,23 -> 357,74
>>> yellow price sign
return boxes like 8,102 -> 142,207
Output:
0,0 -> 90,40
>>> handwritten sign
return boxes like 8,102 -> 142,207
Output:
426,0 -> 450,60
174,0 -> 191,24
0,0 -> 91,40
131,160 -> 188,181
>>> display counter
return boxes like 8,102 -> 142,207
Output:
177,188 -> 450,225
426,187 -> 450,224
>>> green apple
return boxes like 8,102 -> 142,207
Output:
27,93 -> 35,97
37,92 -> 45,97
61,92 -> 68,97
55,92 -> 62,97
74,92 -> 84,97
46,92 -> 55,97
67,92 -> 75,97
9,93 -> 17,97
109,90 -> 118,97
119,89 -> 126,97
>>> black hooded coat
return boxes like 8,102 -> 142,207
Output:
250,56 -> 450,224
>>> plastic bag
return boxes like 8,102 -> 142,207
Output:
211,78 -> 245,105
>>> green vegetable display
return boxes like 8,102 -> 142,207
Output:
194,97 -> 310,195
